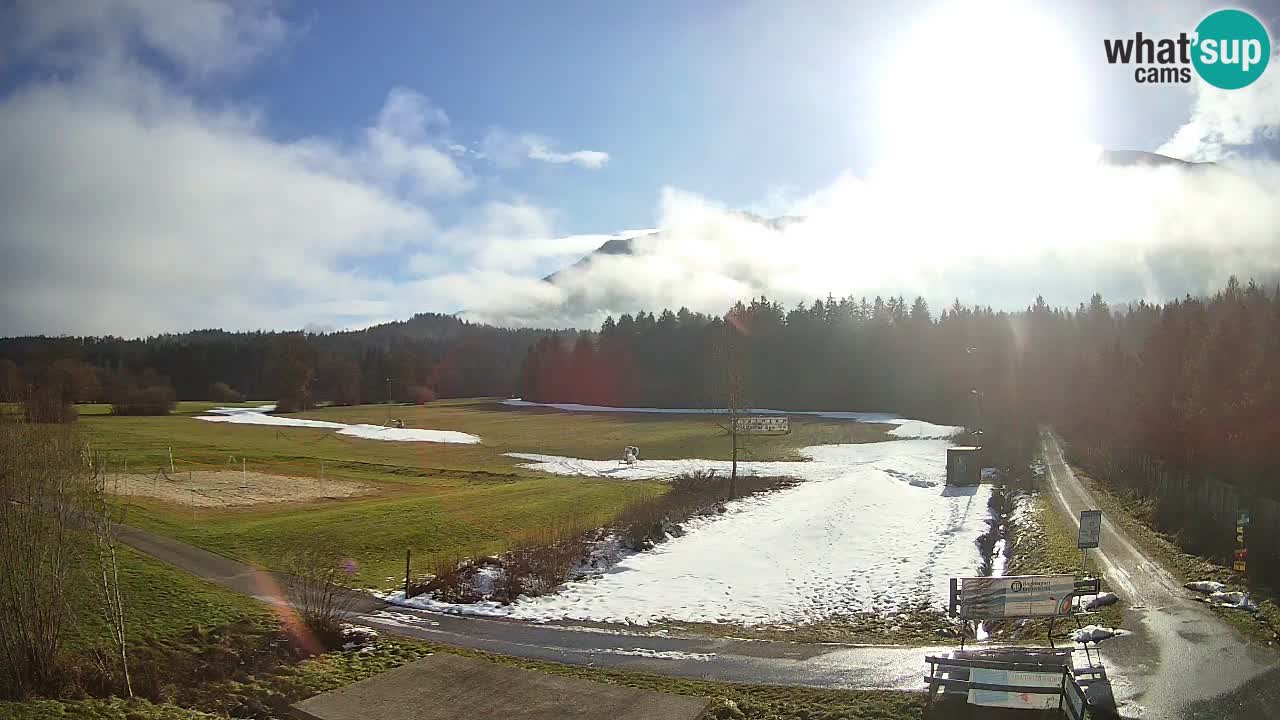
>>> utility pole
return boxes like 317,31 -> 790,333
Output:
730,413 -> 738,500
966,345 -> 982,445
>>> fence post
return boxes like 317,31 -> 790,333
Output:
404,548 -> 411,600
168,446 -> 175,474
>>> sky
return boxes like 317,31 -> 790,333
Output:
2,0 -> 1280,336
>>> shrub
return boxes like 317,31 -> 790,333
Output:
0,419 -> 94,698
110,385 -> 176,416
22,386 -> 76,424
208,382 -> 245,403
281,547 -> 358,651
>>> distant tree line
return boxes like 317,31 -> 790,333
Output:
517,279 -> 1280,491
0,313 -> 567,416
518,295 -> 1034,468
4,281 -> 1276,497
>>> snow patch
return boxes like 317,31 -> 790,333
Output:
502,399 -> 962,438
507,440 -> 948,489
1185,580 -> 1227,594
397,439 -> 993,626
601,648 -> 715,661
1209,590 -> 1257,612
195,407 -> 480,444
1074,625 -> 1127,644
366,609 -> 441,628
1084,592 -> 1119,611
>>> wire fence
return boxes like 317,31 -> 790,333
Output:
1072,444 -> 1280,586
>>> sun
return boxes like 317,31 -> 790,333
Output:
875,1 -> 1095,176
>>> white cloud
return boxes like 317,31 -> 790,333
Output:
360,89 -> 473,197
4,0 -> 1278,339
0,72 -> 432,336
5,0 -> 287,79
1158,49 -> 1280,161
482,129 -> 610,169
526,142 -> 610,169
456,156 -> 1280,329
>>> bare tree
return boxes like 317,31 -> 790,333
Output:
86,458 -> 131,697
714,322 -> 749,499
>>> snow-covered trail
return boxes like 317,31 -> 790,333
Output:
397,439 -> 993,626
194,406 -> 482,444
500,399 -> 963,439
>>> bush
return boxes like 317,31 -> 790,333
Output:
111,385 -> 176,416
208,382 -> 244,403
281,547 -> 358,652
22,386 -> 76,424
0,419 -> 94,697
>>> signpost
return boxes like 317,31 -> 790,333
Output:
732,416 -> 790,435
1236,510 -> 1250,573
952,575 -> 1077,619
1077,511 -> 1102,549
726,415 -> 789,500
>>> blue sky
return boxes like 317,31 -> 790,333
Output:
2,0 -> 1280,336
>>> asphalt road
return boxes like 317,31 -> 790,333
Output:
117,523 -> 938,689
1040,430 -> 1280,719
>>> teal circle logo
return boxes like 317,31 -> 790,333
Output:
1192,9 -> 1271,89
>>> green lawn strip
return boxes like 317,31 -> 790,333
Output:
1073,470 -> 1280,645
122,477 -> 657,589
64,544 -> 273,650
997,495 -> 1123,643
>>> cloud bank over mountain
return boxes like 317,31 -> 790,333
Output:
1,1 -> 1278,337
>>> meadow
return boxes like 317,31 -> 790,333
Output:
81,398 -> 889,588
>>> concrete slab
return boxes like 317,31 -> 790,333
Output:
292,653 -> 711,720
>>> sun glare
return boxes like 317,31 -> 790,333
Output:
876,1 -> 1094,176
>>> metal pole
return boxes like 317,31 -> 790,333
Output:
404,549 -> 412,599
730,419 -> 738,500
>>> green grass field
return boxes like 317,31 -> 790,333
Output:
65,544 -> 273,649
82,398 -> 889,587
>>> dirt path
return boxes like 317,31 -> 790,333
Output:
1040,430 -> 1280,718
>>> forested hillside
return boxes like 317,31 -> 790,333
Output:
518,278 -> 1280,491
4,279 -> 1277,492
0,313 -> 566,409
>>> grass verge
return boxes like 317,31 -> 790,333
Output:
998,494 -> 1123,643
1073,469 -> 1280,646
64,544 -> 273,649
659,609 -> 958,646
